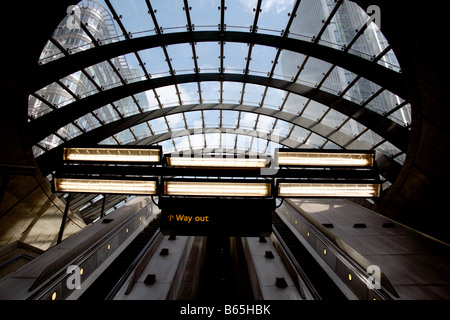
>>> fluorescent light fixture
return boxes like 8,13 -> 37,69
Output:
277,150 -> 374,167
166,155 -> 270,168
164,180 -> 271,197
63,147 -> 161,163
54,178 -> 157,195
277,182 -> 380,198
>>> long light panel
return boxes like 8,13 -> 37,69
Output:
277,150 -> 374,167
166,155 -> 270,168
164,180 -> 271,197
277,182 -> 380,198
54,178 -> 158,195
63,147 -> 161,163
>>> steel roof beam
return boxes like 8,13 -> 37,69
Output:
28,73 -> 409,152
35,103 -> 402,182
32,31 -> 406,98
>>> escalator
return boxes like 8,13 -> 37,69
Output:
79,214 -> 161,300
272,212 -> 347,301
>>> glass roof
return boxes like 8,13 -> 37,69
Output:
28,0 -> 411,221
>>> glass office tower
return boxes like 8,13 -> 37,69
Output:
29,0 -> 148,157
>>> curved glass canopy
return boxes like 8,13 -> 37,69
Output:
27,0 -> 411,223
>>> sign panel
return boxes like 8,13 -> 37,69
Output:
160,197 -> 273,237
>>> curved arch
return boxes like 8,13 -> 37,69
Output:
29,73 -> 409,151
33,31 -> 406,98
36,104 -> 402,182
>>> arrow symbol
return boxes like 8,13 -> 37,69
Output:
167,215 -> 174,221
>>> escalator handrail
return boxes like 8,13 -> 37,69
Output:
105,228 -> 161,300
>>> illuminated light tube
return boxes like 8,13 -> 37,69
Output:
277,182 -> 380,198
277,150 -> 374,167
164,181 -> 271,197
166,156 -> 270,168
54,178 -> 158,195
63,147 -> 161,163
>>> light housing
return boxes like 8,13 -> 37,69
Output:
63,146 -> 162,164
276,149 -> 375,167
163,179 -> 272,198
165,154 -> 270,169
277,181 -> 381,198
53,177 -> 158,195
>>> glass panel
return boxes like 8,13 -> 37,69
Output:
223,82 -> 243,103
114,97 -> 140,117
256,115 -> 275,133
178,83 -> 200,105
296,57 -> 333,88
224,42 -> 248,73
376,140 -> 401,158
222,110 -> 239,128
320,66 -> 356,96
226,0 -> 258,31
115,129 -> 135,144
122,53 -> 147,83
141,90 -> 162,111
189,0 -> 221,31
263,87 -> 287,110
302,101 -> 329,122
99,136 -> 118,145
109,0 -> 156,37
167,44 -> 195,75
326,0 -> 367,49
75,113 -> 101,132
340,118 -> 366,138
166,113 -> 186,131
155,85 -> 180,108
343,76 -> 379,105
206,133 -> 221,148
190,133 -> 204,150
138,47 -> 171,78
130,122 -> 151,140
322,140 -> 341,149
250,137 -> 268,154
148,117 -> 169,134
200,82 -> 221,103
239,113 -> 257,129
257,0 -> 295,35
85,60 -> 122,90
39,134 -> 64,151
289,126 -> 310,143
305,132 -> 326,148
173,136 -> 191,151
388,104 -> 412,127
242,84 -> 265,106
185,111 -> 203,129
159,139 -> 175,154
358,129 -> 383,148
288,0 -> 331,41
367,90 -> 404,119
320,109 -> 347,130
273,120 -> 293,138
274,50 -> 306,81
282,93 -> 308,115
248,45 -> 277,76
152,0 -> 187,33
203,110 -> 221,128
28,94 -> 53,119
377,49 -> 401,72
196,42 -> 220,73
